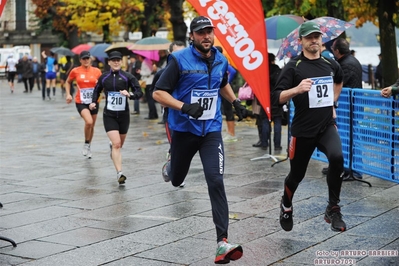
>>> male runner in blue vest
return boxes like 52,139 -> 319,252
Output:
153,16 -> 247,265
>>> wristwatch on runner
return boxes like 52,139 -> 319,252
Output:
333,101 -> 339,108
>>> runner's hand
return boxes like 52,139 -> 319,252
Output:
66,94 -> 72,104
89,103 -> 97,110
129,92 -> 141,100
232,99 -> 248,121
297,78 -> 312,94
181,103 -> 204,119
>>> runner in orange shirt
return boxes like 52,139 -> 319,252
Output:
65,51 -> 102,159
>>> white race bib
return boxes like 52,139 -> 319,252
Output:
308,76 -> 334,108
190,89 -> 218,120
107,92 -> 126,111
80,88 -> 94,104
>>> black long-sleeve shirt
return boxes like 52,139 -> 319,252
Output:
92,69 -> 142,115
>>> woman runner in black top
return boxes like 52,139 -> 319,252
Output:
90,51 -> 143,185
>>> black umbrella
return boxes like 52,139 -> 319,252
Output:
50,47 -> 75,57
105,42 -> 133,56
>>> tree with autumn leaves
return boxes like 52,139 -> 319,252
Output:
32,0 -> 145,47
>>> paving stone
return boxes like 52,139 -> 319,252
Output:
0,254 -> 31,265
0,216 -> 99,244
18,237 -> 154,266
105,256 -> 182,266
1,206 -> 84,228
90,215 -> 166,233
121,216 -> 215,245
0,240 -> 74,259
0,196 -> 68,216
137,237 -> 215,264
38,227 -> 125,247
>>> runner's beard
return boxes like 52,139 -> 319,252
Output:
193,40 -> 213,54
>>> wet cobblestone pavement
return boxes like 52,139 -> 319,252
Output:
0,82 -> 398,265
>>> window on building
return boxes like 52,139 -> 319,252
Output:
16,0 -> 26,31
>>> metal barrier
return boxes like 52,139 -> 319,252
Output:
290,88 -> 399,183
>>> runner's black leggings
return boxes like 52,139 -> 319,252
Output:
168,131 -> 229,243
282,124 -> 344,207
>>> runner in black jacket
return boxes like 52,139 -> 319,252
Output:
90,51 -> 143,185
272,21 -> 346,232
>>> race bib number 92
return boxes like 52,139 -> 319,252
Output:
308,76 -> 334,108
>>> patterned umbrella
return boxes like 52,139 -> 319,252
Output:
71,44 -> 93,55
265,15 -> 306,40
276,16 -> 353,60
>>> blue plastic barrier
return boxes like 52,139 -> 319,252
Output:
289,88 -> 398,183
351,89 -> 399,182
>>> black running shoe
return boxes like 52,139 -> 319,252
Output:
324,205 -> 346,232
321,167 -> 329,175
279,198 -> 293,231
117,173 -> 126,184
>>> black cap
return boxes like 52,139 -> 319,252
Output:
190,16 -> 214,32
109,51 -> 122,60
268,53 -> 276,63
80,51 -> 91,59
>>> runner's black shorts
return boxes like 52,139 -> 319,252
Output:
7,72 -> 16,83
76,103 -> 99,115
103,111 -> 130,134
60,72 -> 67,81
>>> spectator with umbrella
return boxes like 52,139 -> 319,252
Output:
127,54 -> 142,114
137,53 -> 158,120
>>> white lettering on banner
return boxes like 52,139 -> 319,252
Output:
199,0 -> 264,71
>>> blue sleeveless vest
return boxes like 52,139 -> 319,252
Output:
168,45 -> 228,136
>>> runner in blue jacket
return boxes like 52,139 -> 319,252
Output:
153,16 -> 247,265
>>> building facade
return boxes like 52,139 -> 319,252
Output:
0,0 -> 60,59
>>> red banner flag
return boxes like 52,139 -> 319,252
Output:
186,0 -> 270,119
0,0 -> 7,17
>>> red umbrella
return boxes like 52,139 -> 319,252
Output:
71,44 -> 93,55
